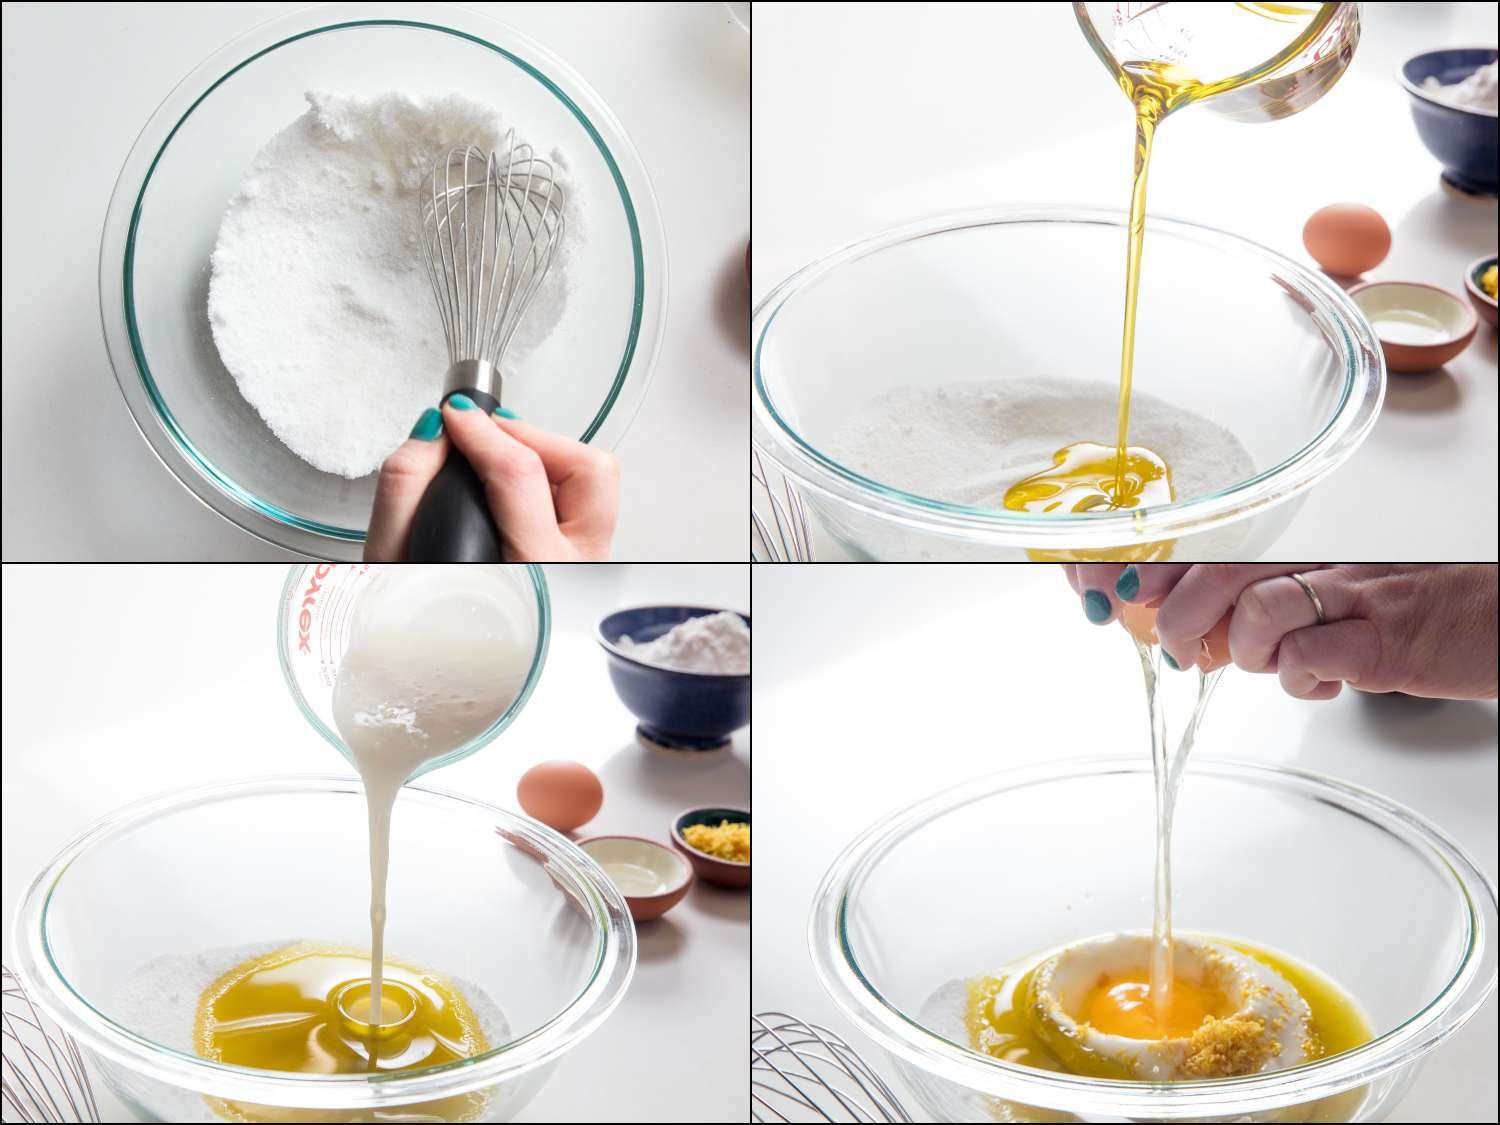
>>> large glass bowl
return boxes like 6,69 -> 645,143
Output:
753,209 -> 1384,561
810,758 -> 1496,1122
100,3 -> 668,558
13,777 -> 636,1122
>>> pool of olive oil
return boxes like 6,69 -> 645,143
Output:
194,942 -> 491,1122
965,935 -> 1373,1121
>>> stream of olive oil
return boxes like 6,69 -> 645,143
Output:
1004,4 -> 1337,552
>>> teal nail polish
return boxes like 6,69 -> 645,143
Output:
447,393 -> 477,411
494,406 -> 520,419
1116,565 -> 1140,600
1083,590 -> 1111,624
408,407 -> 442,441
1162,650 -> 1181,671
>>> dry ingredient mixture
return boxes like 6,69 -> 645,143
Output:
208,91 -> 571,478
824,378 -> 1255,512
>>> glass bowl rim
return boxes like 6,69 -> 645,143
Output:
12,774 -> 637,1108
98,1 -> 669,557
277,563 -> 552,774
808,755 -> 1496,1116
752,206 -> 1385,549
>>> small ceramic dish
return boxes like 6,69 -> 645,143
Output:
1463,255 -> 1498,328
578,835 -> 693,922
597,606 -> 750,752
671,806 -> 750,889
1347,281 -> 1477,373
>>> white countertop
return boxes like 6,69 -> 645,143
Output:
752,1 -> 1499,560
0,563 -> 749,1122
0,2 -> 748,562
751,564 -> 1498,1123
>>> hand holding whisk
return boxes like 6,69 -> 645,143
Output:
406,134 -> 564,561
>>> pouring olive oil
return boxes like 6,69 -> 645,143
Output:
1005,4 -> 1352,560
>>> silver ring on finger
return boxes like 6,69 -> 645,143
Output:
1289,572 -> 1327,625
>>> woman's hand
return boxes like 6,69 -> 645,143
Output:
366,396 -> 619,561
1062,564 -> 1498,702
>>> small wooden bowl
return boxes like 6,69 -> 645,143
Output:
578,835 -> 693,922
1463,255 -> 1497,329
1348,281 -> 1478,373
671,806 -> 750,889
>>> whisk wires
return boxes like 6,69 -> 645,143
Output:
3,966 -> 100,1123
752,1012 -> 910,1123
418,132 -> 565,371
752,449 -> 814,562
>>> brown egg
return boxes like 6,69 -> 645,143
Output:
1302,203 -> 1391,278
1120,603 -> 1233,672
1120,602 -> 1160,647
517,760 -> 603,832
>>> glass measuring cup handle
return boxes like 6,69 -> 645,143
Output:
1072,2 -> 1362,123
1202,3 -> 1362,123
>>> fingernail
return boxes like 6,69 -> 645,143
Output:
1162,650 -> 1181,671
1083,590 -> 1111,624
494,406 -> 520,419
447,393 -> 477,411
1115,565 -> 1140,600
408,407 -> 442,441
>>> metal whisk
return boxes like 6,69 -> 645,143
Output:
752,448 -> 814,562
753,1012 -> 910,1123
407,133 -> 565,560
3,966 -> 100,1123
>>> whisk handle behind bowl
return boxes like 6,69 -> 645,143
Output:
406,387 -> 504,561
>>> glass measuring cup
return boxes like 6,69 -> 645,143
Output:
1074,2 -> 1361,122
277,564 -> 550,778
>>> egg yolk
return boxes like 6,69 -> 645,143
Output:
1084,973 -> 1230,1039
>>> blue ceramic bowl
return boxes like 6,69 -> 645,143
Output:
597,606 -> 750,751
1399,49 -> 1498,196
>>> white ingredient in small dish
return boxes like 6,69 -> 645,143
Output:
618,611 -> 750,674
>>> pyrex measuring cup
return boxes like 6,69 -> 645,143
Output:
277,564 -> 550,778
1074,2 -> 1361,121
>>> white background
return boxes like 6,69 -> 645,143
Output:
0,2 -> 748,562
1,562 -> 749,1122
752,564 -> 1498,1123
752,1 -> 1499,560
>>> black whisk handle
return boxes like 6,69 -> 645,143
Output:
406,388 -> 503,561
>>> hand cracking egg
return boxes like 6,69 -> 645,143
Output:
1121,602 -> 1233,671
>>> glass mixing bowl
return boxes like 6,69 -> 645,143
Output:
13,777 -> 636,1122
809,758 -> 1496,1122
100,3 -> 668,557
753,209 -> 1384,561
277,563 -> 550,777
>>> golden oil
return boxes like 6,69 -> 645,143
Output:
194,942 -> 491,1122
1002,442 -> 1172,515
965,935 -> 1372,1119
1006,4 -> 1338,559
